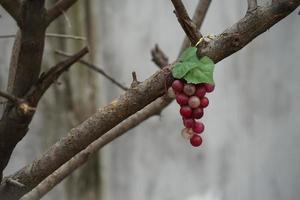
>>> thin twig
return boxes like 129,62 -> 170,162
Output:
55,50 -> 129,91
46,0 -> 80,25
0,91 -> 20,105
179,0 -> 211,54
25,47 -> 89,106
171,0 -> 202,45
247,0 -> 258,11
151,44 -> 169,68
0,33 -> 86,41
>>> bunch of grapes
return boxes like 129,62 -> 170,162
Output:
170,79 -> 215,147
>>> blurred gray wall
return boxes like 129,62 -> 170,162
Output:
1,0 -> 300,200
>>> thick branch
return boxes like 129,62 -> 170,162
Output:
46,0 -> 79,25
171,0 -> 202,45
20,95 -> 172,200
55,50 -> 128,91
0,0 -> 21,23
197,1 -> 300,61
0,0 -> 47,183
1,1 -> 299,199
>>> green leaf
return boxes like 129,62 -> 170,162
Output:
171,46 -> 215,84
171,62 -> 199,79
178,47 -> 198,62
184,56 -> 215,84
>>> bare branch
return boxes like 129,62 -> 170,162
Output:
2,1 -> 300,199
170,0 -> 202,45
0,91 -> 20,105
55,50 -> 129,91
0,0 -> 21,23
19,95 -> 172,200
0,33 -> 86,41
151,44 -> 169,68
247,0 -> 258,11
180,0 -> 211,53
46,0 -> 80,25
25,47 -> 89,106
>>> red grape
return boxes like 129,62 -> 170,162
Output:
180,106 -> 192,118
192,107 -> 204,119
193,121 -> 205,134
183,118 -> 195,128
204,83 -> 215,93
172,80 -> 184,92
195,85 -> 206,98
176,94 -> 189,105
200,97 -> 209,108
190,134 -> 202,147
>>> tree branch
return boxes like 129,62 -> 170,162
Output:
2,1 -> 299,199
151,44 -> 169,68
46,0 -> 80,25
0,0 -> 48,182
247,0 -> 258,12
0,91 -> 20,105
180,0 -> 211,54
0,0 -> 21,24
20,94 -> 172,200
25,47 -> 89,107
55,50 -> 129,91
171,0 -> 202,45
0,33 -> 86,41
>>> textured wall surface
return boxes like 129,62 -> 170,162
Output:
1,0 -> 300,200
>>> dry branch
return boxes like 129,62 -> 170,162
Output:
0,91 -> 20,105
46,0 -> 80,25
0,33 -> 86,41
26,47 -> 89,106
19,95 -> 172,200
180,0 -> 211,54
55,50 -> 128,91
151,44 -> 169,68
171,0 -> 202,45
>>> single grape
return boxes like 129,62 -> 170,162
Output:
183,84 -> 196,96
181,128 -> 194,140
188,96 -> 201,108
172,80 -> 184,92
192,107 -> 204,119
195,85 -> 206,98
193,121 -> 205,134
176,94 -> 189,106
183,118 -> 195,128
204,83 -> 215,93
190,134 -> 202,147
200,97 -> 209,108
180,106 -> 192,118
